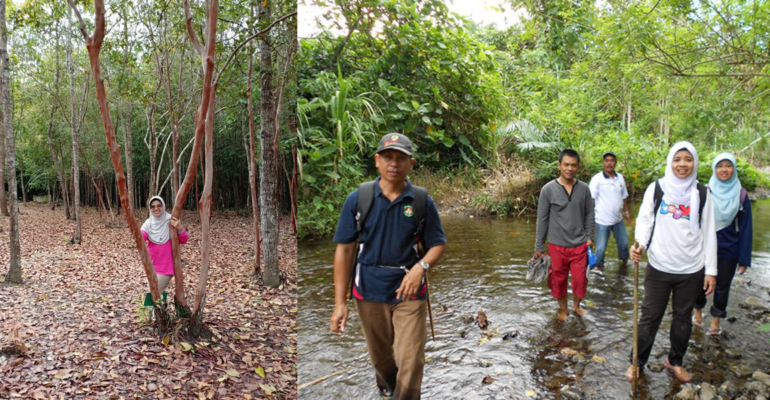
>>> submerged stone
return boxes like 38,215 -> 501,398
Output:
560,385 -> 583,400
747,381 -> 767,397
725,349 -> 742,359
731,364 -> 754,378
675,384 -> 699,400
745,297 -> 766,309
718,380 -> 737,399
699,382 -> 716,400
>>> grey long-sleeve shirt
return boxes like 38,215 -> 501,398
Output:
534,179 -> 595,252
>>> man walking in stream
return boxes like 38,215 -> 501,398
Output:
330,133 -> 447,400
534,149 -> 595,321
588,151 -> 631,270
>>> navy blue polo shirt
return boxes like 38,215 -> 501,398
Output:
333,177 -> 447,304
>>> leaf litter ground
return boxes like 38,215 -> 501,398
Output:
0,203 -> 297,399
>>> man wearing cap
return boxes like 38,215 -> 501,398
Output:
330,133 -> 447,400
588,152 -> 631,270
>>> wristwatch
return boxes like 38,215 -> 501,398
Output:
418,260 -> 430,271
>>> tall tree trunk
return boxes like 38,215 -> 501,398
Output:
161,0 -> 220,319
0,99 -> 5,217
47,43 -> 69,221
18,157 -> 25,204
291,145 -> 297,235
122,17 -> 135,214
258,1 -> 280,288
1,0 -> 22,283
80,147 -> 107,218
68,0 -> 171,333
246,27 -> 261,276
68,6 -> 82,244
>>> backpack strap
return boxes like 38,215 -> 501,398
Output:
735,187 -> 748,232
697,183 -> 708,227
740,188 -> 747,210
355,181 -> 377,243
647,180 -> 664,250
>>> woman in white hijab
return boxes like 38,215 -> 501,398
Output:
141,196 -> 188,293
626,142 -> 717,383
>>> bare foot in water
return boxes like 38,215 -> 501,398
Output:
625,365 -> 641,382
573,307 -> 587,317
557,308 -> 569,321
664,357 -> 692,382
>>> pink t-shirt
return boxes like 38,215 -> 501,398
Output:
141,229 -> 189,275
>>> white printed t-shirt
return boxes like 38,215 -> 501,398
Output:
589,171 -> 629,226
634,181 -> 717,276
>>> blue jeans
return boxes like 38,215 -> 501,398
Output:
595,221 -> 629,266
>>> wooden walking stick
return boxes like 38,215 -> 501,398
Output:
632,241 -> 640,396
418,242 -> 436,341
425,272 -> 435,341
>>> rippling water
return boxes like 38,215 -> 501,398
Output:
299,200 -> 770,399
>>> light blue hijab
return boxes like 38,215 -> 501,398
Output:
709,153 -> 742,231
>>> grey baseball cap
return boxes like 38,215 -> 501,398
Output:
602,151 -> 617,159
376,133 -> 413,156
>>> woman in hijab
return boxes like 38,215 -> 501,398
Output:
693,153 -> 752,336
141,196 -> 188,293
626,142 -> 717,383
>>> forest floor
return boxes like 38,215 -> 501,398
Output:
0,203 -> 297,399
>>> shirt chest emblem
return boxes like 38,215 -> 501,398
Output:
403,205 -> 414,217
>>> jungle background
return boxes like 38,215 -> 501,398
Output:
298,0 -> 770,239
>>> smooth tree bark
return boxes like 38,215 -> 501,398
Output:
1,0 -> 21,283
68,6 -> 82,243
181,0 -> 220,322
47,38 -> 71,221
67,0 -> 168,330
18,158 -> 25,204
258,1 -> 280,288
0,119 -> 5,216
246,24 -> 261,276
122,17 -> 135,214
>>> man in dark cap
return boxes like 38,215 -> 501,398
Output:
330,133 -> 447,400
588,151 -> 631,270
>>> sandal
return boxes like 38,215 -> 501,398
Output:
708,328 -> 722,337
692,317 -> 703,327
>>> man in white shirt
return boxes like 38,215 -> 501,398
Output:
588,152 -> 631,269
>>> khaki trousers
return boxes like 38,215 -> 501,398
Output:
356,299 -> 427,400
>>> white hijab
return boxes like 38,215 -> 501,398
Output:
660,141 -> 700,234
141,196 -> 172,245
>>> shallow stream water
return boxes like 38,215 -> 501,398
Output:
298,200 -> 770,399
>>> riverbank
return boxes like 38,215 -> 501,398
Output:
412,168 -> 770,218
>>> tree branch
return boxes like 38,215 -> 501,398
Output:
214,11 -> 297,85
183,0 -> 205,57
67,0 -> 91,40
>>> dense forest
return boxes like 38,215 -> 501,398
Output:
298,0 -> 770,238
2,0 -> 297,214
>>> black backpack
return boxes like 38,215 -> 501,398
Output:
647,180 -> 708,249
348,181 -> 429,299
